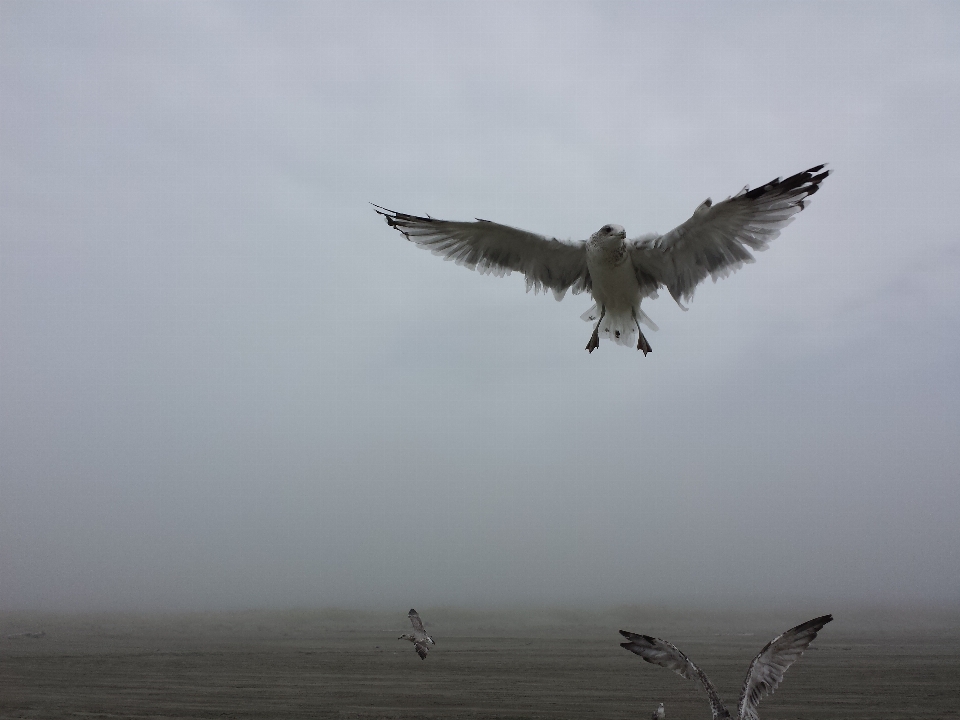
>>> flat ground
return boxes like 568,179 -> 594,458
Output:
2,607 -> 958,719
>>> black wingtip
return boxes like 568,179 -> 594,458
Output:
743,163 -> 832,201
793,614 -> 834,633
371,204 -> 400,227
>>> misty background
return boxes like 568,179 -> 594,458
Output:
1,2 -> 958,613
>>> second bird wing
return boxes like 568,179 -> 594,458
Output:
737,614 -> 833,720
631,165 -> 830,306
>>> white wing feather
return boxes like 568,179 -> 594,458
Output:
737,614 -> 833,720
631,165 -> 830,305
620,631 -> 731,720
374,206 -> 591,300
408,609 -> 427,635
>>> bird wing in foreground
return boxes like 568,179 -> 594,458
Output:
408,609 -> 427,635
620,631 -> 731,720
737,614 -> 833,720
373,206 -> 591,299
630,165 -> 831,307
414,641 -> 429,659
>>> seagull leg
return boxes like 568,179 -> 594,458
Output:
635,318 -> 653,356
586,306 -> 605,353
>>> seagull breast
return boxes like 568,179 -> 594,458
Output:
586,233 -> 640,311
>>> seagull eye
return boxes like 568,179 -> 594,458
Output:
602,225 -> 611,233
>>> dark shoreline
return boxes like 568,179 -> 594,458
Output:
3,607 -> 958,719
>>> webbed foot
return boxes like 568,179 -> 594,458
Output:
637,329 -> 652,356
586,327 -> 600,353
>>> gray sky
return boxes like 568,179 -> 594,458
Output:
1,1 -> 958,612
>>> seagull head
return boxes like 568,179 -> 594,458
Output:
592,223 -> 627,247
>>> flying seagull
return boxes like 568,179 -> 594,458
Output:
375,165 -> 830,354
620,614 -> 833,720
653,701 -> 666,720
399,608 -> 435,660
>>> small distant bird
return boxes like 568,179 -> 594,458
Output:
375,165 -> 830,354
620,614 -> 832,720
652,701 -> 666,720
398,608 -> 435,660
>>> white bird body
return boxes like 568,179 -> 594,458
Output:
653,701 -> 666,720
400,608 -> 435,660
375,165 -> 830,354
583,225 -> 647,349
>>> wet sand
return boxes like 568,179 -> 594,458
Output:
2,608 -> 958,719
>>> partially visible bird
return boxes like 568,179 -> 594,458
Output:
375,165 -> 830,354
620,615 -> 833,720
398,608 -> 435,660
652,701 -> 666,720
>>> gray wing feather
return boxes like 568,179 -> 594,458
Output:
408,609 -> 426,635
414,641 -> 429,659
374,206 -> 591,299
631,165 -> 830,305
620,631 -> 731,720
737,614 -> 833,720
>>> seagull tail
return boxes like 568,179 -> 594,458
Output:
580,303 -> 656,348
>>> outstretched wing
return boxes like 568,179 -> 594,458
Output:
414,641 -> 429,660
630,165 -> 830,306
408,609 -> 427,635
737,614 -> 833,720
620,631 -> 731,720
374,206 -> 591,299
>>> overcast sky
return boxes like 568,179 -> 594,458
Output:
1,1 -> 958,612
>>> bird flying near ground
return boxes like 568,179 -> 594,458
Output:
620,614 -> 833,720
375,165 -> 830,354
399,608 -> 435,660
653,701 -> 666,720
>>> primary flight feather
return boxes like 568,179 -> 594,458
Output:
375,164 -> 830,354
